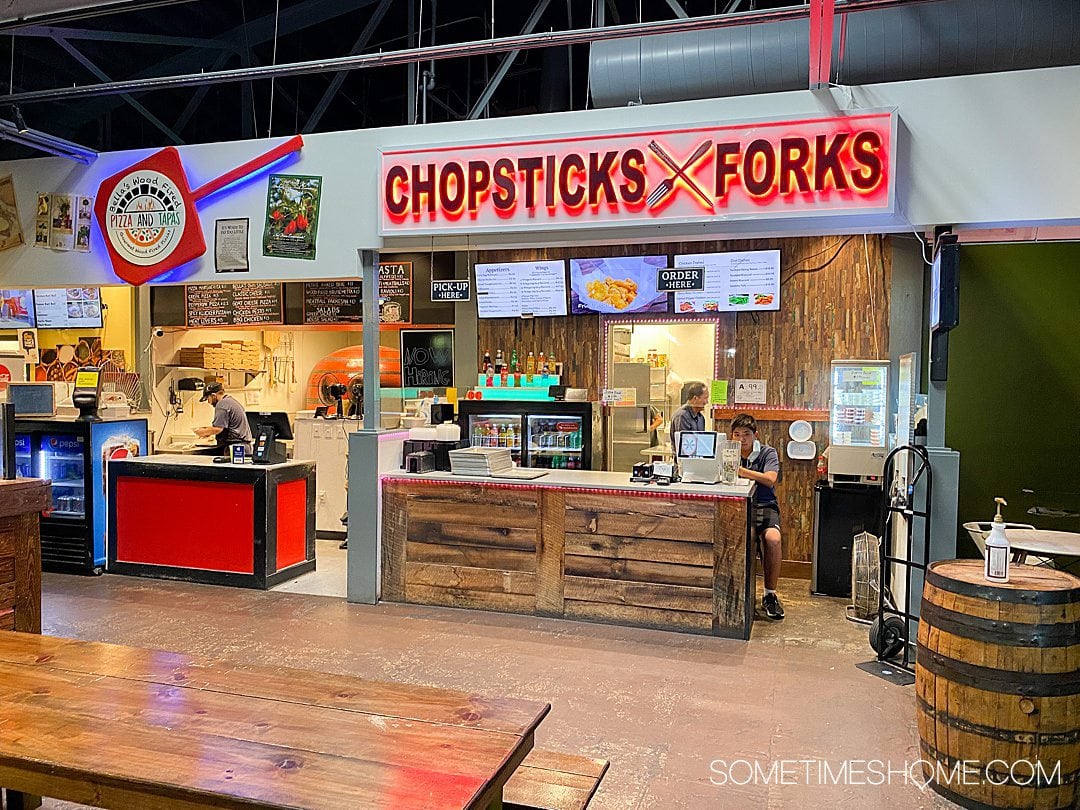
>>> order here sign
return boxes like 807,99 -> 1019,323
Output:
379,112 -> 895,235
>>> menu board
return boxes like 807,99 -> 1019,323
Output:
673,250 -> 781,313
474,260 -> 567,318
185,283 -> 283,327
33,287 -> 103,328
303,281 -> 363,324
568,256 -> 668,314
379,262 -> 412,324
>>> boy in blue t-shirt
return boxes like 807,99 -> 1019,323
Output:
731,413 -> 784,620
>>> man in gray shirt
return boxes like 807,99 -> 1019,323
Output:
669,381 -> 709,449
195,382 -> 253,450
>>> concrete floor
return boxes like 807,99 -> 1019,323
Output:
32,570 -> 950,809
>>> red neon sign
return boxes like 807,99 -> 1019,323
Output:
379,113 -> 894,235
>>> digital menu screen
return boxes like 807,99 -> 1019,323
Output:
33,288 -> 103,328
0,289 -> 36,328
568,256 -> 668,314
474,260 -> 567,318
673,250 -> 781,313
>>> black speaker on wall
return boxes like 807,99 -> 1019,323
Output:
930,330 -> 949,382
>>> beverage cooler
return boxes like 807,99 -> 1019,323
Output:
827,360 -> 890,485
458,400 -> 599,470
14,416 -> 148,574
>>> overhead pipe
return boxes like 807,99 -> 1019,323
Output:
0,118 -> 97,162
0,0 -> 200,31
0,0 -> 949,105
588,0 -> 1080,106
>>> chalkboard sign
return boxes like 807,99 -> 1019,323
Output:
185,283 -> 284,327
379,262 -> 412,324
302,281 -> 362,324
400,329 -> 454,388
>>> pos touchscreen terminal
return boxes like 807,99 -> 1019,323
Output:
72,366 -> 102,421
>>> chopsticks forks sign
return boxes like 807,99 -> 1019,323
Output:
646,139 -> 714,209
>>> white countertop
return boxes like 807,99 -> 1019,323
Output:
117,454 -> 314,471
383,469 -> 754,499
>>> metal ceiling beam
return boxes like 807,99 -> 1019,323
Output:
467,0 -> 553,120
0,117 -> 97,162
0,0 -> 200,31
17,24 -> 236,50
663,0 -> 689,19
302,0 -> 393,134
0,0 -> 950,106
51,36 -> 183,144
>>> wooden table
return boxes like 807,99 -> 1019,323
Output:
0,632 -> 549,809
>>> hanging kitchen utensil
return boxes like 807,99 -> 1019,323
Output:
94,135 -> 304,285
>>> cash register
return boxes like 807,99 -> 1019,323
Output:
246,411 -> 292,465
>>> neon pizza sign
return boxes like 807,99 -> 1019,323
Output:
379,113 -> 895,235
94,135 -> 303,285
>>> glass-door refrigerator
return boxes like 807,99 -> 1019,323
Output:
15,416 -> 149,574
459,400 -> 598,470
827,360 -> 889,485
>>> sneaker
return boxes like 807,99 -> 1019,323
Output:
762,592 -> 785,620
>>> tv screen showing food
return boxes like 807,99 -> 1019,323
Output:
568,256 -> 668,314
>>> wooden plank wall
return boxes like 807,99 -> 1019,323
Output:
473,236 -> 892,566
382,480 -> 752,637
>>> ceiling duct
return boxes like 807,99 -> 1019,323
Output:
588,0 -> 1080,107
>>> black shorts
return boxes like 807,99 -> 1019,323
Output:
753,503 -> 781,538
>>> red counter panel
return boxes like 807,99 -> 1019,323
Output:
275,478 -> 308,570
115,478 -> 256,573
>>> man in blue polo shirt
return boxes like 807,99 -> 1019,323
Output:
732,413 -> 784,620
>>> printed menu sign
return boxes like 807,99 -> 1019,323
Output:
474,260 -> 567,318
303,281 -> 363,324
185,283 -> 283,327
674,250 -> 781,313
379,262 -> 412,324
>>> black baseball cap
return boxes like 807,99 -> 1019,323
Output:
200,381 -> 224,401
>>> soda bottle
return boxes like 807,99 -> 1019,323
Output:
525,351 -> 535,382
510,349 -> 520,386
485,363 -> 494,387
500,363 -> 509,386
548,349 -> 558,378
537,351 -> 546,376
506,424 -> 516,448
494,348 -> 504,374
472,424 -> 482,446
482,350 -> 491,374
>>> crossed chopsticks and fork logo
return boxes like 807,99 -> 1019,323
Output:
646,139 -> 714,210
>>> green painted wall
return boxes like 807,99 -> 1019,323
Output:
946,243 -> 1080,557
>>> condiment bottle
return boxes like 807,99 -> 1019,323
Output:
984,497 -> 1011,584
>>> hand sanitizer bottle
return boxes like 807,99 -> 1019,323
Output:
984,497 -> 1011,583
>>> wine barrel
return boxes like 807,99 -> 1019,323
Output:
916,559 -> 1080,809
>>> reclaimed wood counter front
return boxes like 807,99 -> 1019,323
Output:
0,478 -> 50,634
382,472 -> 755,639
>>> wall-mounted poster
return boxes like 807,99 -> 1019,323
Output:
569,255 -> 668,314
263,174 -> 321,260
34,193 -> 50,247
49,192 -> 75,251
0,176 -> 25,252
378,262 -> 412,324
75,195 -> 93,253
215,218 -> 250,272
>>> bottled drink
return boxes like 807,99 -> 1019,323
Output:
547,349 -> 558,378
472,425 -> 482,446
494,348 -> 504,374
510,349 -> 519,373
500,365 -> 509,386
506,424 -> 516,448
485,363 -> 494,387
525,351 -> 535,382
537,351 -> 547,376
482,350 -> 491,374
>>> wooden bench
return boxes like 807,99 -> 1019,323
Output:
504,750 -> 609,810
0,632 -> 549,809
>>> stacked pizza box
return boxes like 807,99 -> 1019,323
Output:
179,340 -> 261,370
